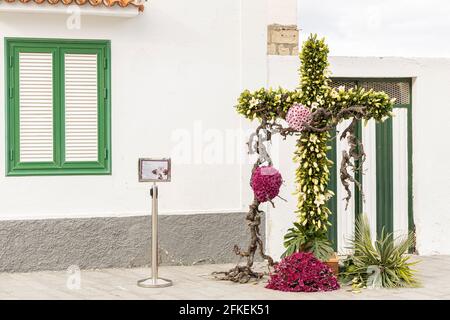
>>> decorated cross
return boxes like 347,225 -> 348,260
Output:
215,34 -> 394,283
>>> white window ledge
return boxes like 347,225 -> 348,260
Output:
0,2 -> 141,18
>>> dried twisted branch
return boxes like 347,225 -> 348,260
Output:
303,105 -> 368,209
213,123 -> 275,283
338,118 -> 366,209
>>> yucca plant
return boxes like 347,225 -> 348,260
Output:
341,215 -> 420,289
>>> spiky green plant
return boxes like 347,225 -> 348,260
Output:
341,215 -> 420,289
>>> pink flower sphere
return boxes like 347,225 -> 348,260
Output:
286,103 -> 311,131
251,166 -> 283,203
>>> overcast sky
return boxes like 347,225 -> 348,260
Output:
298,0 -> 450,57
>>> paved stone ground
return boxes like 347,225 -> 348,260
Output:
0,255 -> 449,300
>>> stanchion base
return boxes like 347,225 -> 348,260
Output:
137,277 -> 173,288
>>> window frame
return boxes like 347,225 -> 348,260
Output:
5,38 -> 111,176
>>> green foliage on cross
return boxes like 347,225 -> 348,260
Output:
235,34 -> 395,260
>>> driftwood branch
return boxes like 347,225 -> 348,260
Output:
338,118 -> 366,209
213,124 -> 275,283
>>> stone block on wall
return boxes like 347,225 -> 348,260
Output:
267,24 -> 299,56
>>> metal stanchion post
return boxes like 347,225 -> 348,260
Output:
137,183 -> 173,288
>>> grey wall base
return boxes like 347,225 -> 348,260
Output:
0,212 -> 265,273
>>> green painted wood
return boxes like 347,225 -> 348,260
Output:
326,128 -> 338,251
5,38 -> 111,176
376,117 -> 394,236
10,45 -> 59,172
329,77 -> 413,246
354,120 -> 363,217
406,79 -> 415,252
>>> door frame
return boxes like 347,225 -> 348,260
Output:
327,78 -> 413,250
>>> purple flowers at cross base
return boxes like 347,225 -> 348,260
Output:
286,103 -> 312,131
251,166 -> 282,203
266,252 -> 340,292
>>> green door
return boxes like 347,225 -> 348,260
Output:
327,78 -> 413,251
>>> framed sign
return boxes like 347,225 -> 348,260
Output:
139,158 -> 171,182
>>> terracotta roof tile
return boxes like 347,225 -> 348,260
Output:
4,0 -> 145,12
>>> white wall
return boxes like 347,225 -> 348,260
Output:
268,0 -> 297,25
267,55 -> 450,256
0,0 -> 268,220
3,1 -> 449,258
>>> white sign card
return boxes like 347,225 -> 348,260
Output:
139,158 -> 171,182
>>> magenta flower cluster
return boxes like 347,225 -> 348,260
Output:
286,103 -> 312,131
251,166 -> 282,203
266,252 -> 340,292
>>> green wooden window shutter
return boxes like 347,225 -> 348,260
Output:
5,38 -> 111,176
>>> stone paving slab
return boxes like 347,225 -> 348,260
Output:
0,255 -> 449,300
